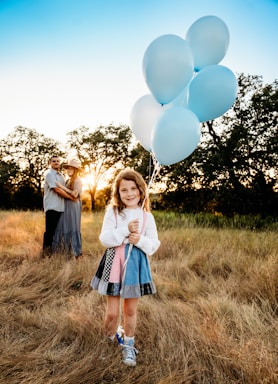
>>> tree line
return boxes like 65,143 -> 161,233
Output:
0,73 -> 277,217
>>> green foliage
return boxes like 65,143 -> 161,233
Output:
0,75 -> 276,217
0,159 -> 19,208
153,211 -> 278,231
0,126 -> 63,209
161,74 -> 278,217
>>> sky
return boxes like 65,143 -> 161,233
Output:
0,0 -> 277,143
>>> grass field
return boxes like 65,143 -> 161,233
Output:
0,210 -> 277,384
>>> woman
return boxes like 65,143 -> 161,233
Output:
52,158 -> 83,258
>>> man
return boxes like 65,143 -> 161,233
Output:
42,155 -> 76,257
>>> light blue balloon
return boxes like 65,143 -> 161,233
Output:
186,15 -> 230,71
142,34 -> 194,105
188,65 -> 238,122
167,83 -> 189,108
152,106 -> 201,166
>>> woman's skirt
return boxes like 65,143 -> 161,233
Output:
52,199 -> 82,257
91,244 -> 156,298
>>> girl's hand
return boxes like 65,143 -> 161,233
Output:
71,190 -> 78,198
56,182 -> 63,188
128,219 -> 139,233
128,232 -> 140,245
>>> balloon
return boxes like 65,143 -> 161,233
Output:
188,65 -> 238,122
186,15 -> 230,71
130,94 -> 163,151
152,106 -> 201,166
142,34 -> 194,105
167,83 -> 190,108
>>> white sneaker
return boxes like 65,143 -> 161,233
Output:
122,341 -> 138,367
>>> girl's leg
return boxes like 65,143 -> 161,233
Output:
123,298 -> 139,337
104,296 -> 120,337
122,298 -> 139,366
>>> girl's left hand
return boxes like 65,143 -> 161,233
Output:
128,233 -> 140,245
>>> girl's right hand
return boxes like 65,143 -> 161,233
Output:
128,218 -> 139,233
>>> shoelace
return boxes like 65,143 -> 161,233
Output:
123,345 -> 139,359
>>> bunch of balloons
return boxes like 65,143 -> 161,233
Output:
130,15 -> 238,166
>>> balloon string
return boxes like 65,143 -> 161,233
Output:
143,153 -> 161,207
148,152 -> 152,182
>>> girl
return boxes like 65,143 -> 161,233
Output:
91,168 -> 160,366
53,159 -> 83,258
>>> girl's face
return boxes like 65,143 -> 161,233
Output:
119,179 -> 140,209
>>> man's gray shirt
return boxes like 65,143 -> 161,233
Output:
43,168 -> 65,212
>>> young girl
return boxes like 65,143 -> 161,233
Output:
91,168 -> 160,366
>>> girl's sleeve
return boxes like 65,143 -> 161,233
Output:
99,207 -> 130,248
135,213 -> 160,256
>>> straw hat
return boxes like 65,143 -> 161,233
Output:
63,159 -> 81,169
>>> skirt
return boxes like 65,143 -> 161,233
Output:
52,199 -> 82,257
91,243 -> 156,298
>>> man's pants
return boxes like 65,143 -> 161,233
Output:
42,210 -> 62,256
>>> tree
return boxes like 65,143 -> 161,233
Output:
66,124 -> 133,210
0,159 -> 19,208
127,143 -> 156,181
0,126 -> 63,209
161,74 -> 278,216
203,74 -> 277,215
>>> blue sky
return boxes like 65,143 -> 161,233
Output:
0,0 -> 277,143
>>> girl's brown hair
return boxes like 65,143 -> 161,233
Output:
110,168 -> 150,213
66,169 -> 79,190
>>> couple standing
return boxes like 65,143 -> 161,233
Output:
42,155 -> 82,259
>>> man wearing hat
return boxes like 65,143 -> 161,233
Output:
42,155 -> 77,257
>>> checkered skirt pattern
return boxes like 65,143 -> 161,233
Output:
91,244 -> 156,298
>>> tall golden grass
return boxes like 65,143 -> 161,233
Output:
0,210 -> 277,384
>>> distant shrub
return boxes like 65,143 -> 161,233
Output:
153,211 -> 277,231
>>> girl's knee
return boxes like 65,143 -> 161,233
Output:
106,296 -> 120,320
123,298 -> 138,317
106,311 -> 119,323
124,308 -> 136,318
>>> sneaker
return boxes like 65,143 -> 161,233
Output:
122,342 -> 138,367
116,325 -> 125,346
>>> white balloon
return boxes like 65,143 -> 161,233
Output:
130,94 -> 164,151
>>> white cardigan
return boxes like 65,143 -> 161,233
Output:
99,206 -> 160,256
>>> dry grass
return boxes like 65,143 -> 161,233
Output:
0,210 -> 277,384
